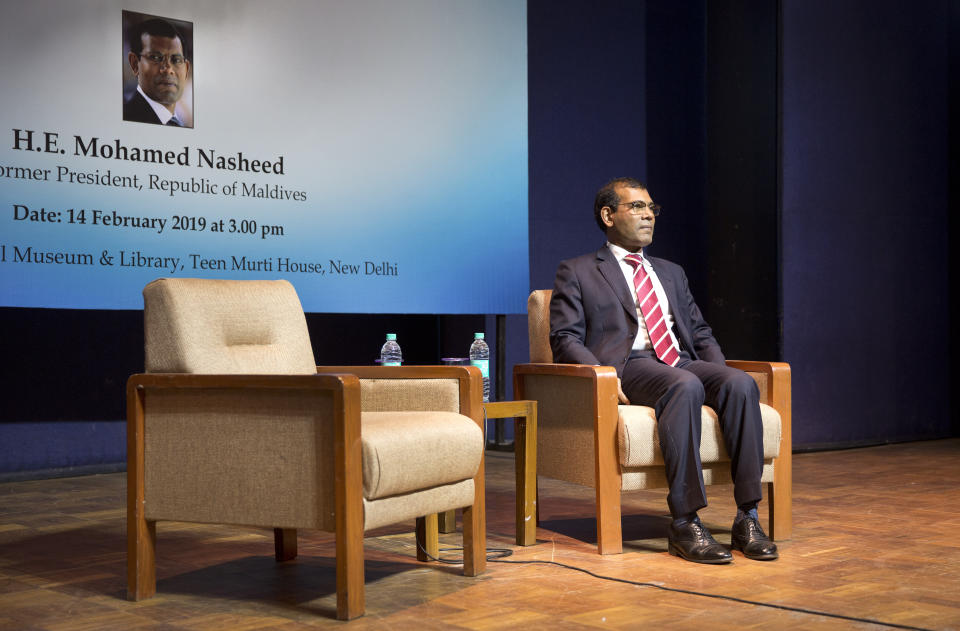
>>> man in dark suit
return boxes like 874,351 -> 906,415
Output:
550,177 -> 777,564
124,18 -> 191,127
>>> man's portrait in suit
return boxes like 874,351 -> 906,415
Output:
122,12 -> 194,128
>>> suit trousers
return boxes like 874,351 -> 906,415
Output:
620,351 -> 764,518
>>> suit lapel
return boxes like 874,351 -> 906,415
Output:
596,247 -> 638,320
649,257 -> 679,312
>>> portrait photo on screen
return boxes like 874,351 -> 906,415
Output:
121,10 -> 194,128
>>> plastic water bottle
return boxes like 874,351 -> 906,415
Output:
380,333 -> 402,366
469,332 -> 490,402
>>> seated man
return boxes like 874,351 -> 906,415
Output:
549,177 -> 777,564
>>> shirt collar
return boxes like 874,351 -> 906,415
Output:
137,85 -> 181,125
607,242 -> 647,265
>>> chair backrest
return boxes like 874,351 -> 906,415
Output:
143,278 -> 316,374
527,289 -> 553,363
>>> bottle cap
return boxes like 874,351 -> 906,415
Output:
386,333 -> 397,340
474,332 -> 484,339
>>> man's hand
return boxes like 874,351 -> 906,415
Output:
617,378 -> 630,405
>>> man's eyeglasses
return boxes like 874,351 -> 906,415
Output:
137,52 -> 187,67
616,201 -> 662,216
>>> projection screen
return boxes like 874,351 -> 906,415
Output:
0,0 -> 529,313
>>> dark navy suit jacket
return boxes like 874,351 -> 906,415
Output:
123,90 -> 164,125
549,245 -> 725,376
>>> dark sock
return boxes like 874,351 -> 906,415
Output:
735,503 -> 759,523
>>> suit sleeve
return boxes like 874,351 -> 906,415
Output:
676,267 -> 726,365
549,259 -> 602,366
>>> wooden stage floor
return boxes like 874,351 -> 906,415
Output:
1,439 -> 959,630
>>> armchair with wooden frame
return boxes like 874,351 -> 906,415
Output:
514,290 -> 791,554
127,278 -> 486,620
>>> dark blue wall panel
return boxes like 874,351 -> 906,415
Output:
0,422 -> 125,480
645,1 -> 709,300
704,0 -> 780,360
528,0 -> 648,291
781,0 -> 950,446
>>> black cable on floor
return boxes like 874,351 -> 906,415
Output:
416,542 -> 933,631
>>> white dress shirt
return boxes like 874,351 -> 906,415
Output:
137,85 -> 183,126
607,242 -> 682,353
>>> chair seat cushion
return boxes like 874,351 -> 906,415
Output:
618,403 -> 781,468
361,411 -> 483,500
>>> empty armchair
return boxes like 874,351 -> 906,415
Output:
127,278 -> 485,620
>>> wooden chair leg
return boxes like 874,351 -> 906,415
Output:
767,482 -> 776,536
274,528 -> 297,561
127,381 -> 156,601
127,517 -> 156,601
462,454 -> 487,577
416,514 -> 439,562
595,481 -> 623,555
438,509 -> 457,533
515,410 -> 537,546
766,361 -> 792,541
462,504 -> 486,576
769,463 -> 793,540
334,379 -> 365,621
535,480 -> 540,525
335,522 -> 365,621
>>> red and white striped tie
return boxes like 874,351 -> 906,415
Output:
624,254 -> 680,367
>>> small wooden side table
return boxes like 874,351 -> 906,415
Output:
438,400 -> 537,546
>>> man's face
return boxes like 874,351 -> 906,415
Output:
601,186 -> 656,251
129,34 -> 189,111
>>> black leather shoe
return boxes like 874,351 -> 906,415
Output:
731,516 -> 778,560
668,517 -> 733,564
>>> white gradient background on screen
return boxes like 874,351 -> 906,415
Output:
0,0 -> 528,313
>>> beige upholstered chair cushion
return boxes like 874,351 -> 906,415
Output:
362,479 -> 476,531
360,411 -> 483,500
144,278 -> 316,374
617,404 -> 781,468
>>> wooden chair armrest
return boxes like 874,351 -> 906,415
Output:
128,372 -> 359,392
513,362 -> 623,552
125,373 -> 363,493
724,360 -> 791,444
513,361 -> 620,486
514,362 -> 618,380
514,363 -> 620,422
726,360 -> 792,539
316,365 -> 483,422
125,372 -> 364,602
